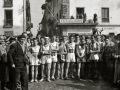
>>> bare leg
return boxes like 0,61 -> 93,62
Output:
39,64 -> 45,82
35,66 -> 38,82
71,62 -> 75,78
51,62 -> 56,80
56,62 -> 60,79
60,62 -> 64,79
65,62 -> 70,79
77,63 -> 81,79
41,65 -> 45,79
30,66 -> 34,82
46,63 -> 51,82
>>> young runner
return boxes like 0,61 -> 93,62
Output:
65,35 -> 76,79
39,37 -> 52,82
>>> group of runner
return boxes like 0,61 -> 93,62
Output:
28,34 -> 120,85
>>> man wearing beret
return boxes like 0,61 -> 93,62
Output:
8,35 -> 29,90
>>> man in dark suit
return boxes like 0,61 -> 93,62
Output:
8,35 -> 29,90
102,36 -> 115,82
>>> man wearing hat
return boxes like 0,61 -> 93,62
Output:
8,35 -> 29,90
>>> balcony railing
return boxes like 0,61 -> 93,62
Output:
4,0 -> 13,7
76,15 -> 83,19
4,19 -> 13,28
102,18 -> 109,23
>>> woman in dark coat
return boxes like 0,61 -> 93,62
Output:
0,38 -> 9,90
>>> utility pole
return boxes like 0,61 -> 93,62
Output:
23,0 -> 26,32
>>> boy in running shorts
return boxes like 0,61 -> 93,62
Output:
65,35 -> 76,79
50,36 -> 59,80
39,37 -> 52,82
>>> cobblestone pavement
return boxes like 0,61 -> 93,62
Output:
29,79 -> 119,90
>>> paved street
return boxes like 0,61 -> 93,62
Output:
29,79 -> 119,90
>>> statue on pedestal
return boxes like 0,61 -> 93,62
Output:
93,13 -> 98,23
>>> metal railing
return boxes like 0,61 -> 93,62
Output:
4,19 -> 13,27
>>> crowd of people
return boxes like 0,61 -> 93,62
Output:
0,32 -> 120,90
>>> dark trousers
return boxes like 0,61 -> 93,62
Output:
14,66 -> 28,90
103,57 -> 115,82
90,60 -> 99,79
81,62 -> 87,78
0,81 -> 1,90
85,62 -> 91,78
8,67 -> 15,90
97,61 -> 103,77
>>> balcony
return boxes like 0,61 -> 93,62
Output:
4,19 -> 13,28
4,0 -> 13,7
58,19 -> 98,26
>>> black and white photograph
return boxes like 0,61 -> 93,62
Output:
0,0 -> 120,90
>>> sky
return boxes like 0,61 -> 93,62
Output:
29,0 -> 45,37
39,0 -> 45,22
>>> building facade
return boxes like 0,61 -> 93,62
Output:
41,0 -> 120,36
59,0 -> 120,36
0,0 -> 31,36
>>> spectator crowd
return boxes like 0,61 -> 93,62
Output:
0,32 -> 120,90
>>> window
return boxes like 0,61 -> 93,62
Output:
76,8 -> 84,19
102,8 -> 109,22
4,0 -> 13,7
4,10 -> 13,28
